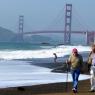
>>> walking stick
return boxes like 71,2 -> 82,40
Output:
65,61 -> 69,92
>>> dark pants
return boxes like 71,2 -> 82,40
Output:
71,69 -> 80,90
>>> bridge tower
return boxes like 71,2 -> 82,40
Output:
19,15 -> 24,42
86,32 -> 95,45
64,4 -> 72,45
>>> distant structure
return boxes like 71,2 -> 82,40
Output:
64,4 -> 72,45
19,15 -> 24,42
17,4 -> 95,45
86,32 -> 95,45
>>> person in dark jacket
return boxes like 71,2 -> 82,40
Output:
53,53 -> 57,64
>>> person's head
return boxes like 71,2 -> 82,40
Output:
91,44 -> 95,53
53,53 -> 56,56
72,48 -> 78,56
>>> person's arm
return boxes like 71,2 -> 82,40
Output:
87,54 -> 92,65
87,53 -> 92,71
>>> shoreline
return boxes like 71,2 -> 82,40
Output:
0,79 -> 94,95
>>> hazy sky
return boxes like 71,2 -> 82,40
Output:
0,0 -> 95,32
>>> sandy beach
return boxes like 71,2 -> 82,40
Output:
0,60 -> 93,95
0,79 -> 94,95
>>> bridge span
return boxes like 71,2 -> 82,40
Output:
18,4 -> 95,45
19,30 -> 95,45
23,30 -> 94,35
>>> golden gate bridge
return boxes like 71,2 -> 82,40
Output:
18,4 -> 95,45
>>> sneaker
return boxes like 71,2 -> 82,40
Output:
72,88 -> 77,93
89,89 -> 95,92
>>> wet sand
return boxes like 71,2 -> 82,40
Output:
0,79 -> 95,95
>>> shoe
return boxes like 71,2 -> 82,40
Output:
89,89 -> 95,92
72,88 -> 77,93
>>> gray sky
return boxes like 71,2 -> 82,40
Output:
0,0 -> 95,32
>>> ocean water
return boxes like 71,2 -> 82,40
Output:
0,43 -> 90,88
0,35 -> 87,61
0,42 -> 56,60
0,42 -> 56,50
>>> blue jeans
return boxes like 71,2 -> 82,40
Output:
71,69 -> 80,90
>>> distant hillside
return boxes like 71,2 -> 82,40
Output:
0,27 -> 64,45
0,26 -> 15,42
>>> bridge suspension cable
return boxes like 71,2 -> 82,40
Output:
46,6 -> 65,30
73,6 -> 92,31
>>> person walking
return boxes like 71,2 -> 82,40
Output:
66,48 -> 83,93
87,44 -> 95,92
53,53 -> 57,64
